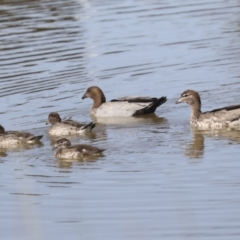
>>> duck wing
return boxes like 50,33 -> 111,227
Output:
94,96 -> 167,117
4,131 -> 42,142
63,119 -> 83,127
111,96 -> 165,103
63,119 -> 95,130
203,104 -> 240,123
5,131 -> 32,138
73,144 -> 105,155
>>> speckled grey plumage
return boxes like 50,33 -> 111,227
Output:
53,138 -> 105,159
47,112 -> 95,136
0,124 -> 42,147
176,89 -> 240,128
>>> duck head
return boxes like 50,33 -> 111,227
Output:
176,90 -> 201,107
53,138 -> 71,150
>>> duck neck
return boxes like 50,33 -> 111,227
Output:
55,146 -> 65,155
190,102 -> 202,122
92,93 -> 106,109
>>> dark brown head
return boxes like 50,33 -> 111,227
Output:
0,125 -> 5,134
176,90 -> 201,107
82,86 -> 106,108
47,112 -> 62,125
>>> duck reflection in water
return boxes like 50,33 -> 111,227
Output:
0,149 -> 7,157
56,154 -> 103,169
185,128 -> 240,159
185,130 -> 204,159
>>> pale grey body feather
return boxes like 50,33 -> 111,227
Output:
48,122 -> 93,136
0,134 -> 24,147
90,100 -> 152,117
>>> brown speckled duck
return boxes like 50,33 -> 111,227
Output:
0,124 -> 42,147
53,138 -> 105,159
176,89 -> 240,128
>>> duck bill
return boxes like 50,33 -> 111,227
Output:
82,92 -> 88,99
175,97 -> 183,104
52,146 -> 58,150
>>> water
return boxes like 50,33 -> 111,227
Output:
1,0 -> 240,239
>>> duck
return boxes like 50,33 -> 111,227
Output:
176,89 -> 240,128
82,86 -> 167,117
53,138 -> 105,159
0,124 -> 43,147
47,112 -> 95,136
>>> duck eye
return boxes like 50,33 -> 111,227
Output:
183,94 -> 189,97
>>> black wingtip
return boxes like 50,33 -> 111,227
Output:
132,96 -> 167,116
35,135 -> 43,141
160,96 -> 167,105
83,122 -> 96,130
29,135 -> 43,141
90,122 -> 96,129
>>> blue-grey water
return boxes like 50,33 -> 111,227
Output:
1,0 -> 240,239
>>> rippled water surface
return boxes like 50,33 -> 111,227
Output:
1,0 -> 240,239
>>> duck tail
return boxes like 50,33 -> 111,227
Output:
133,96 -> 167,116
94,148 -> 105,155
154,96 -> 167,109
99,148 -> 105,153
28,135 -> 43,143
83,122 -> 96,131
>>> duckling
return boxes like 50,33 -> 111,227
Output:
47,112 -> 95,136
53,138 -> 105,159
0,124 -> 42,147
